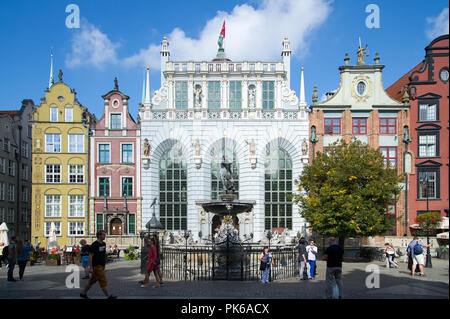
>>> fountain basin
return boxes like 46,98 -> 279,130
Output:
196,200 -> 255,217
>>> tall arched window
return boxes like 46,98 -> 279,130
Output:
159,148 -> 187,230
210,142 -> 239,200
264,148 -> 293,230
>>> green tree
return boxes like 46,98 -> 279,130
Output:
293,139 -> 403,248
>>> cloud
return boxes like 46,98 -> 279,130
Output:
123,0 -> 332,68
65,19 -> 120,69
425,8 -> 449,40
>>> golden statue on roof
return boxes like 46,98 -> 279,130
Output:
357,37 -> 369,65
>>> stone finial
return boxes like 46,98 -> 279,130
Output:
374,52 -> 380,65
402,85 -> 410,104
312,86 -> 318,103
344,53 -> 350,65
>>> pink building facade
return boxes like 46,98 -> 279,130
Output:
89,80 -> 142,247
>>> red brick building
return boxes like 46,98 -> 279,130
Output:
387,34 -> 449,235
309,44 -> 410,237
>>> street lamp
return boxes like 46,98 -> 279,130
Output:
420,176 -> 432,268
310,126 -> 319,160
184,229 -> 191,281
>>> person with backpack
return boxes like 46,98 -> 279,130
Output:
297,237 -> 309,280
259,246 -> 274,284
407,236 -> 430,277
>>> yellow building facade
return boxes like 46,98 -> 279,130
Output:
31,75 -> 94,247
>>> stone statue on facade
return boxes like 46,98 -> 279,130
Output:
246,139 -> 256,157
143,138 -> 151,157
301,138 -> 308,156
193,139 -> 201,157
220,156 -> 234,193
194,86 -> 203,108
248,86 -> 256,108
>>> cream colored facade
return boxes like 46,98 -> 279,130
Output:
31,79 -> 94,247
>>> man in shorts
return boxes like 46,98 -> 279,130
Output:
80,230 -> 117,299
407,236 -> 431,277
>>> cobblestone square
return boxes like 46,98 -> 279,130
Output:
0,258 -> 447,299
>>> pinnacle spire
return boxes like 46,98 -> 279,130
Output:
144,67 -> 151,105
49,52 -> 54,89
141,66 -> 146,104
299,67 -> 306,107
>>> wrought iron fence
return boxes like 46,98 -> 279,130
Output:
159,244 -> 299,281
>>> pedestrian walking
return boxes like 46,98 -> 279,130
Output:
80,239 -> 90,279
407,236 -> 430,277
17,239 -> 34,281
7,236 -> 18,282
384,243 -> 398,268
140,237 -> 162,288
259,246 -> 274,284
323,237 -> 344,299
297,237 -> 309,280
152,235 -> 164,285
80,230 -> 117,299
306,240 -> 318,279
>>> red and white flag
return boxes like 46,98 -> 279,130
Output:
220,21 -> 226,38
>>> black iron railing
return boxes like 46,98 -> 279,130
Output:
160,244 -> 299,281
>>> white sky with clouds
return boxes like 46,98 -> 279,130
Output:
66,0 -> 333,70
425,8 -> 449,40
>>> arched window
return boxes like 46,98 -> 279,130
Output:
210,142 -> 239,200
159,148 -> 187,230
264,148 -> 293,230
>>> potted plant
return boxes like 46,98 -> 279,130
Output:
45,253 -> 61,266
124,246 -> 137,261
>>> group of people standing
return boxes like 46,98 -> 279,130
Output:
259,237 -> 344,299
1,236 -> 34,282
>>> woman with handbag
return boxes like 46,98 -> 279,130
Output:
140,237 -> 161,288
259,246 -> 274,284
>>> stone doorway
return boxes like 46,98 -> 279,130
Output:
110,218 -> 123,235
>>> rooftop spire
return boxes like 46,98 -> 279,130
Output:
299,67 -> 306,107
48,51 -> 54,89
141,66 -> 146,104
144,67 -> 151,105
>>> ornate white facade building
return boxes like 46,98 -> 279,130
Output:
139,36 -> 309,242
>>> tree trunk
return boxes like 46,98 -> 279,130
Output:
338,236 -> 345,250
